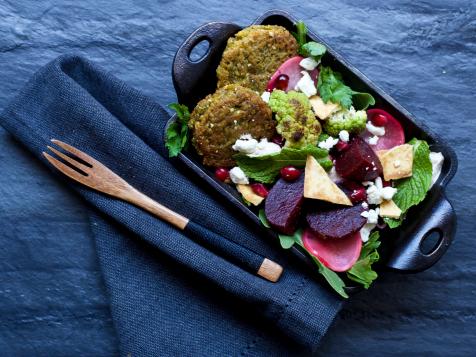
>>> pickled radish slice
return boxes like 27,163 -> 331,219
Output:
267,56 -> 318,92
361,109 -> 405,151
302,229 -> 362,272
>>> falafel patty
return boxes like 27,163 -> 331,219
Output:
216,25 -> 298,92
189,84 -> 275,167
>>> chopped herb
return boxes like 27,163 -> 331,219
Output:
165,103 -> 190,157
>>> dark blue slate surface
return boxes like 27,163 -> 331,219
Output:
0,1 -> 475,355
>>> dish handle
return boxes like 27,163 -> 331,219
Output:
172,22 -> 241,108
386,188 -> 456,272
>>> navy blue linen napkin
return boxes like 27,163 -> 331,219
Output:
0,55 -> 342,356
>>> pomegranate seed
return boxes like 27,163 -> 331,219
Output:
280,166 -> 301,181
334,140 -> 350,152
371,114 -> 388,127
274,74 -> 290,91
251,183 -> 269,198
215,167 -> 230,182
271,134 -> 285,147
350,187 -> 367,203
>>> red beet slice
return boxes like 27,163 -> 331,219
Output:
303,229 -> 362,272
335,137 -> 383,181
264,175 -> 304,235
306,202 -> 367,239
361,109 -> 405,151
267,56 -> 318,92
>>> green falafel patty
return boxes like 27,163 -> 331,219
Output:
216,25 -> 298,92
189,84 -> 275,167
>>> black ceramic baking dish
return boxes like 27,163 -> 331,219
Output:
166,10 -> 458,291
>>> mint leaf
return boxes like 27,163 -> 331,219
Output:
347,232 -> 381,288
235,145 -> 332,184
384,139 -> 432,228
351,91 -> 375,110
302,42 -> 326,62
166,103 -> 190,157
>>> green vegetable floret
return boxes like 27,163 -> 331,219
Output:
268,90 -> 322,148
323,106 -> 367,136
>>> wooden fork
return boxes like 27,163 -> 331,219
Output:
43,139 -> 283,282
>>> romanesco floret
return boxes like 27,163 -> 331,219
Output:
268,90 -> 322,148
323,106 -> 367,136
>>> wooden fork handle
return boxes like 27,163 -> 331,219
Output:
118,187 -> 282,282
120,188 -> 190,230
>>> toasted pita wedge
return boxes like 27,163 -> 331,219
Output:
236,184 -> 264,206
309,96 -> 340,120
377,144 -> 413,181
379,199 -> 402,219
304,156 -> 352,206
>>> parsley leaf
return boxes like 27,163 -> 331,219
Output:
317,66 -> 375,110
318,67 -> 354,109
165,103 -> 190,157
235,145 -> 332,184
347,232 -> 381,288
384,139 -> 432,228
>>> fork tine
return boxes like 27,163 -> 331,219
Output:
51,139 -> 96,166
47,145 -> 90,173
42,152 -> 89,184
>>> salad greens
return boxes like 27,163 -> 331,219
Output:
235,145 -> 332,184
166,103 -> 191,157
385,139 -> 432,228
292,21 -> 327,62
259,209 -> 348,298
347,232 -> 381,288
318,66 -> 375,110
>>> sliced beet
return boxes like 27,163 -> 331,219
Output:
361,109 -> 405,151
264,175 -> 304,235
306,202 -> 367,239
303,229 -> 362,272
335,136 -> 383,181
267,56 -> 318,92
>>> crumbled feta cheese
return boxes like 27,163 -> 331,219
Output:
261,91 -> 271,103
229,167 -> 249,184
232,135 -> 258,154
360,211 -> 370,218
393,160 -> 401,168
366,184 -> 382,205
248,138 -> 281,157
362,202 -> 369,209
366,208 -> 380,224
360,223 -> 377,243
318,136 -> 339,150
366,177 -> 398,204
295,71 -> 317,97
328,166 -> 343,183
366,122 -> 386,136
430,152 -> 444,187
299,57 -> 319,71
338,130 -> 350,142
381,186 -> 397,201
367,135 -> 379,146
